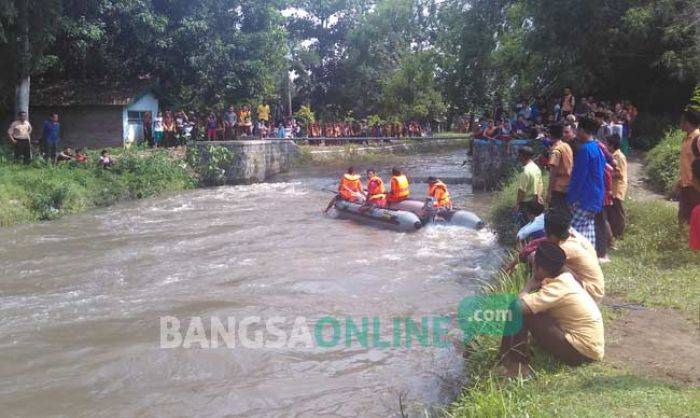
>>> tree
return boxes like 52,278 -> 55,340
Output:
0,0 -> 61,115
380,51 -> 445,120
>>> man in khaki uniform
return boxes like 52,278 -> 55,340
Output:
498,241 -> 604,379
547,124 -> 573,210
7,111 -> 33,164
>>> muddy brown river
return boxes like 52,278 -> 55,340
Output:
0,151 -> 502,417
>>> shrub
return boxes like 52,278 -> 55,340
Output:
631,114 -> 676,151
294,105 -> 316,128
196,145 -> 235,185
645,128 -> 684,195
488,178 -> 520,246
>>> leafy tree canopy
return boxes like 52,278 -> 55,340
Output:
0,0 -> 697,119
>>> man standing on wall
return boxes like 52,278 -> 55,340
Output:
257,100 -> 270,127
224,106 -> 237,141
7,111 -> 33,164
41,113 -> 60,163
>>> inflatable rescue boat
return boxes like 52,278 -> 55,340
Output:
333,200 -> 423,232
388,199 -> 486,230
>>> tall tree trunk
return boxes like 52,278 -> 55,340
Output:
15,77 -> 30,116
15,0 -> 30,116
286,70 -> 293,117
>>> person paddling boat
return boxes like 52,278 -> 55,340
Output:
324,167 -> 364,213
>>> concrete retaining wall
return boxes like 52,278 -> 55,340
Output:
304,138 -> 468,160
471,139 -> 532,190
196,140 -> 299,184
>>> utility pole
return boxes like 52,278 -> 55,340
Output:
287,70 -> 293,118
15,0 -> 31,117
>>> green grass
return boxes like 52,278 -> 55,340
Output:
488,178 -> 521,247
603,199 -> 700,314
448,361 -> 700,418
454,165 -> 700,417
0,146 -> 196,227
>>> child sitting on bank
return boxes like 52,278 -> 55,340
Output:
56,147 -> 74,163
98,149 -> 114,169
75,148 -> 88,164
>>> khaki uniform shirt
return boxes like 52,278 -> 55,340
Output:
522,272 -> 605,361
7,120 -> 32,140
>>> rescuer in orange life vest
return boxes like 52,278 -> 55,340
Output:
387,167 -> 410,203
324,167 -> 364,213
360,168 -> 387,211
427,176 -> 452,210
338,166 -> 363,202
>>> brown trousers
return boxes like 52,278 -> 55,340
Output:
499,312 -> 592,367
549,191 -> 568,211
606,198 -> 626,239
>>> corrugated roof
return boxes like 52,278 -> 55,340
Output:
31,79 -> 156,107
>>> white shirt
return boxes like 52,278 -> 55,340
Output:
517,213 -> 545,241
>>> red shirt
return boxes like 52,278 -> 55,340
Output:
518,237 -> 547,261
690,205 -> 700,250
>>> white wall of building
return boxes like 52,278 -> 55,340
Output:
123,92 -> 159,145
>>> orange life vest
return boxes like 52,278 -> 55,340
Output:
428,181 -> 451,208
339,173 -> 362,201
367,176 -> 386,203
388,175 -> 410,202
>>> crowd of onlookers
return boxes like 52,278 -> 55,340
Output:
492,90 -> 700,379
305,120 -> 429,141
137,103 -> 432,146
4,102 -> 439,168
140,103 -> 271,146
473,88 -> 639,154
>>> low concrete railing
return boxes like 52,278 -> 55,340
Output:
195,140 -> 299,184
292,135 -> 471,143
471,139 -> 532,190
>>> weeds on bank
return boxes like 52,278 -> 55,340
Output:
0,146 -> 196,227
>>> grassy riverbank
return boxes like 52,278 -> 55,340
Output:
448,168 -> 700,416
0,146 -> 196,227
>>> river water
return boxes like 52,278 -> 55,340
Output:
0,150 -> 502,417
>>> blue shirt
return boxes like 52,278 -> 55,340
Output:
43,120 -> 60,143
567,140 -> 605,212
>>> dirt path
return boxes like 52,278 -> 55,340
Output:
605,301 -> 700,386
625,152 -> 667,202
603,152 -> 700,386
